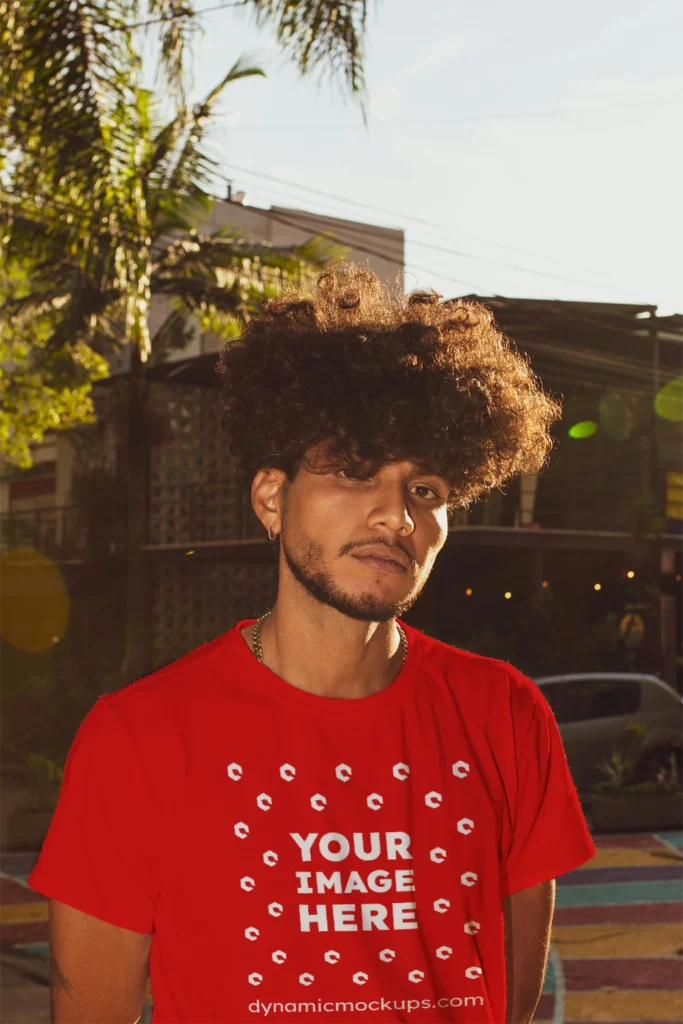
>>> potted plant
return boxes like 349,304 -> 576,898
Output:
590,722 -> 682,832
6,752 -> 63,851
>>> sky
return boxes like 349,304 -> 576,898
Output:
140,0 -> 683,313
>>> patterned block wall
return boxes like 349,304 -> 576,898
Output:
148,382 -> 261,545
151,560 -> 278,668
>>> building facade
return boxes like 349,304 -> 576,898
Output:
2,211 -> 682,695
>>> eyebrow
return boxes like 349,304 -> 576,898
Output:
410,462 -> 446,479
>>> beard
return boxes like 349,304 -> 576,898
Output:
281,528 -> 428,623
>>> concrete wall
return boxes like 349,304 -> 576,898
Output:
203,200 -> 404,287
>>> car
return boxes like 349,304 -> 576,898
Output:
534,672 -> 683,802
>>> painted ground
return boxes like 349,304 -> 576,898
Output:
2,832 -> 682,1022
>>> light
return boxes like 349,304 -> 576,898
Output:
541,580 -> 549,588
594,583 -> 602,591
627,570 -> 635,579
654,375 -> 683,422
465,588 -> 473,596
568,420 -> 598,439
677,574 -> 682,582
504,591 -> 512,600
186,549 -> 195,556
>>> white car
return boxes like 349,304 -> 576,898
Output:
535,672 -> 683,800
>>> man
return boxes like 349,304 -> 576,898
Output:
29,264 -> 596,1024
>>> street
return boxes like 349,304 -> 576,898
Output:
1,830 -> 681,1023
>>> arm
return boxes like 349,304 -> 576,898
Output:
503,879 -> 555,1024
49,899 -> 152,1023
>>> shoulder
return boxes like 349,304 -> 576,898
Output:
406,622 -> 549,722
92,627 -> 237,741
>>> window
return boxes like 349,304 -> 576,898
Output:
539,678 -> 641,724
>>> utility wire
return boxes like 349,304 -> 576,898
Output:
245,203 -> 496,295
4,188 -> 676,382
220,200 -> 674,348
126,1 -> 246,30
218,164 -> 626,292
219,98 -> 683,128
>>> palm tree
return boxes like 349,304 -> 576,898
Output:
0,0 -> 367,463
1,1 -> 365,676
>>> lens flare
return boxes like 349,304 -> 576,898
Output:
568,420 -> 598,439
654,376 -> 683,422
0,548 -> 70,654
599,392 -> 637,441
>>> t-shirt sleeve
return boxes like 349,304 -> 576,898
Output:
500,677 -> 597,896
26,696 -> 159,933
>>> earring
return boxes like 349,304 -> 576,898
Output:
268,525 -> 278,541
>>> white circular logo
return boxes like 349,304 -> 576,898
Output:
335,764 -> 352,782
279,763 -> 296,782
436,946 -> 452,960
392,762 -> 410,780
379,949 -> 395,963
430,847 -> 447,864
244,927 -> 259,941
367,793 -> 383,811
408,970 -> 425,984
248,973 -> 262,986
464,920 -> 481,935
272,950 -> 287,964
240,876 -> 256,892
263,850 -> 278,867
452,759 -> 470,778
352,972 -> 368,986
457,817 -> 475,835
233,822 -> 249,839
465,966 -> 483,980
324,950 -> 340,964
299,973 -> 314,986
425,790 -> 443,809
268,902 -> 284,917
256,793 -> 273,811
433,898 -> 450,913
461,871 -> 478,887
310,793 -> 327,811
226,762 -> 242,781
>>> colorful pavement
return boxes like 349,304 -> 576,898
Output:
2,832 -> 682,1022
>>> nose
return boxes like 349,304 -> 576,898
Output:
366,481 -> 415,537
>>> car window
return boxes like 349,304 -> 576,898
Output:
539,678 -> 641,723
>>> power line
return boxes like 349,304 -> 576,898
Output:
218,98 -> 683,128
126,0 -> 246,30
4,188 -> 674,384
243,203 -> 495,295
218,164 -> 624,292
219,175 -> 650,315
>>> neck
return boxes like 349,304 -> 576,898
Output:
241,597 -> 406,700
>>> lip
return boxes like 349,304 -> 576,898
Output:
351,548 -> 408,573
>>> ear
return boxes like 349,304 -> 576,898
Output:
251,468 -> 289,537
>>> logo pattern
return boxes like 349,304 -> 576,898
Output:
227,757 -> 484,994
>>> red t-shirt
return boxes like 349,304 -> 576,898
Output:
28,618 -> 595,1023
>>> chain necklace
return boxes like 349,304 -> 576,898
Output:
252,611 -> 408,667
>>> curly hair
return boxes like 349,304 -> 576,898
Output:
218,262 -> 562,509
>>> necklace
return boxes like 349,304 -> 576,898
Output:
252,611 -> 408,667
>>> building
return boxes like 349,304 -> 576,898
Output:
2,206 -> 682,691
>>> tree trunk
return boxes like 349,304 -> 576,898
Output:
121,345 -> 151,682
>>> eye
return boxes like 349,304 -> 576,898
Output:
410,484 -> 444,501
336,467 -> 372,482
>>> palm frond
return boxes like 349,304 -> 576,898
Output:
247,0 -> 368,96
1,0 -> 140,198
149,304 -> 197,364
144,56 -> 264,230
146,0 -> 201,107
152,229 -> 318,322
